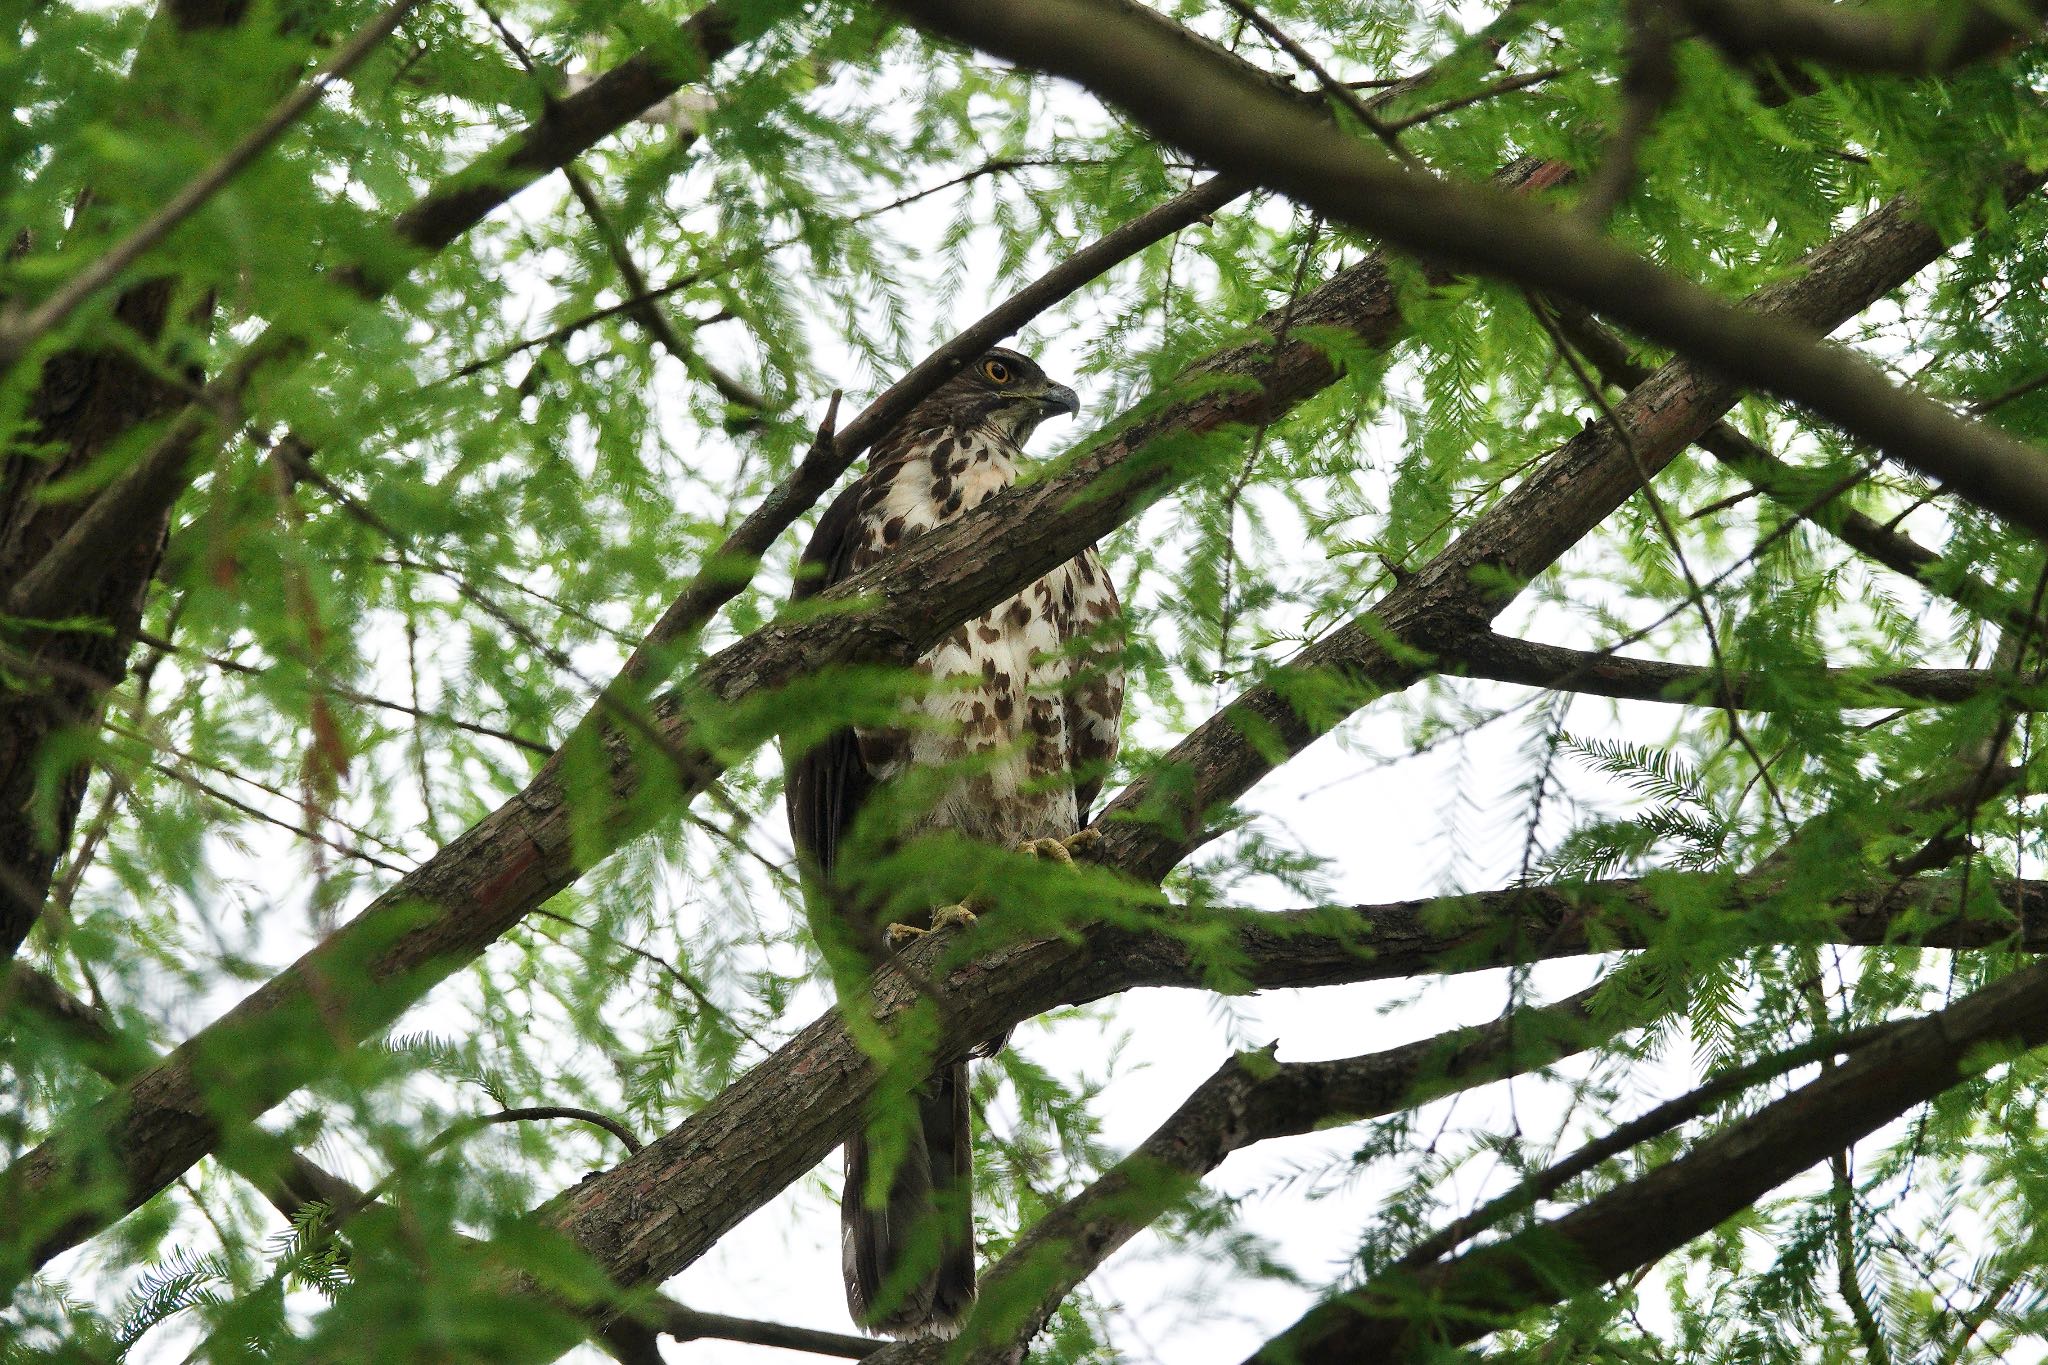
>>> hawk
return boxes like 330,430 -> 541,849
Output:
784,347 -> 1124,1338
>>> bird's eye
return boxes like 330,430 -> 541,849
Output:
982,359 -> 1012,384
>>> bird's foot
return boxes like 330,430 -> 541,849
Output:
931,902 -> 979,931
1016,828 -> 1101,867
887,899 -> 982,948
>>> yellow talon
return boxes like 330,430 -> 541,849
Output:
884,922 -> 929,948
1018,829 -> 1100,865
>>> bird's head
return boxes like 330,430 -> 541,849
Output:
917,346 -> 1080,446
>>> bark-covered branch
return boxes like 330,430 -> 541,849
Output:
0,964 -> 864,1361
1250,950 -> 2048,1360
1452,632 -> 2029,710
645,1301 -> 877,1359
887,0 -> 2048,541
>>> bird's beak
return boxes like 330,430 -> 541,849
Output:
1037,382 -> 1080,419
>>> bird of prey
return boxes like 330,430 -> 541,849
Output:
784,347 -> 1124,1338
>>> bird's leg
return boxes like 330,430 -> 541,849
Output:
1015,827 -> 1101,867
888,831 -> 1099,947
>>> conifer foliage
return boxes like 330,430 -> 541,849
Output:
7,0 -> 2048,1359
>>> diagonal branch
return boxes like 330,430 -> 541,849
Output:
888,0 -> 2048,542
0,964 -> 873,1361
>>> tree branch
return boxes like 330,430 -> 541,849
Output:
887,0 -> 2048,542
1451,631 -> 2029,710
1249,951 -> 2048,1360
646,1301 -> 878,1359
2,964 -> 864,1361
1676,0 -> 2047,76
0,0 -> 430,374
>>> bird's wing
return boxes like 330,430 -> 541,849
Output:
784,476 -> 875,878
1066,546 -> 1124,824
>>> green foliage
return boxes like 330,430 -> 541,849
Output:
10,0 -> 2048,1360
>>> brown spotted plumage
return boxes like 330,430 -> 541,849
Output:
784,347 -> 1122,1340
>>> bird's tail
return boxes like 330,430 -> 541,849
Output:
842,1060 -> 975,1338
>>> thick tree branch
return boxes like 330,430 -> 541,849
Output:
1251,951 -> 2048,1360
1676,0 -> 2047,75
1,964 -> 863,1362
887,0 -> 2048,542
3,964 -> 364,1223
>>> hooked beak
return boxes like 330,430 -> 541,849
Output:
1036,382 -> 1080,419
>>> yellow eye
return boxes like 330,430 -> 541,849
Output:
982,358 -> 1012,384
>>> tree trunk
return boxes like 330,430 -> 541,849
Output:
0,0 -> 250,960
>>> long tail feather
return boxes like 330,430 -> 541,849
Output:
842,1061 -> 975,1338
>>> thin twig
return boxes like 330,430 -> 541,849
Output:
477,2 -> 770,419
1216,0 -> 1417,164
1531,294 -> 1788,815
1381,65 -> 1565,132
140,757 -> 408,875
